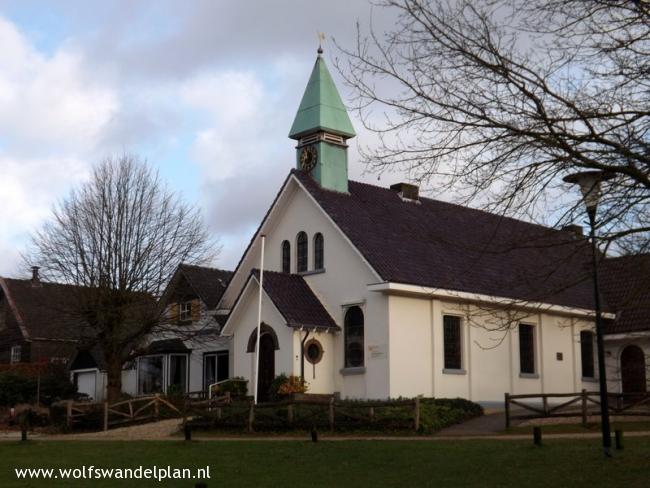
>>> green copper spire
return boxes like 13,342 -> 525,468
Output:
289,52 -> 356,139
290,48 -> 355,193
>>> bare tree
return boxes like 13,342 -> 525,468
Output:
338,0 -> 650,252
25,155 -> 216,401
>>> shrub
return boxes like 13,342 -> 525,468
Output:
268,374 -> 308,401
39,371 -> 77,406
0,372 -> 37,406
216,377 -> 248,397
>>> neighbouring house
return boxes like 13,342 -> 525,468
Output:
0,267 -> 136,401
133,264 -> 233,397
216,49 -> 649,404
0,267 -> 85,368
601,255 -> 650,395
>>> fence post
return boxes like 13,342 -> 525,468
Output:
369,406 -> 375,421
328,398 -> 335,432
248,400 -> 255,433
581,389 -> 588,428
414,397 -> 421,432
542,396 -> 549,416
615,430 -> 624,450
66,400 -> 73,429
154,394 -> 160,420
504,393 -> 510,429
103,401 -> 109,431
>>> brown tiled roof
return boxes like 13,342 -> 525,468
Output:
293,170 -> 596,310
178,264 -> 232,309
252,270 -> 339,331
601,255 -> 650,334
0,278 -> 89,341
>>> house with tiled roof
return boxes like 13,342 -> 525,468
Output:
0,268 -> 85,367
132,264 -> 233,397
217,48 -> 648,402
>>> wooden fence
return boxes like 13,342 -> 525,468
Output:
64,393 -> 422,432
64,393 -> 233,431
188,394 -> 422,433
505,390 -> 650,428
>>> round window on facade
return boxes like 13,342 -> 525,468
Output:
305,339 -> 324,364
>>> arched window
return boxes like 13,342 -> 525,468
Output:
296,231 -> 308,272
314,233 -> 324,270
281,240 -> 291,273
344,306 -> 364,368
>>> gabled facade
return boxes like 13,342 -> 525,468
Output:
0,268 -> 84,368
218,49 -> 648,403
134,264 -> 233,397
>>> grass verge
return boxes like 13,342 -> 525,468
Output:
1,438 -> 649,487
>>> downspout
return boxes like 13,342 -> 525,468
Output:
300,329 -> 310,383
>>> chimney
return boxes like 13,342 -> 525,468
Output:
31,266 -> 41,287
561,224 -> 584,238
390,182 -> 419,202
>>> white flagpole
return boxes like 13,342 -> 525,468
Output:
253,234 -> 266,405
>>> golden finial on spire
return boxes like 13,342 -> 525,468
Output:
317,31 -> 325,55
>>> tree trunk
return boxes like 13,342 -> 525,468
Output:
105,356 -> 123,403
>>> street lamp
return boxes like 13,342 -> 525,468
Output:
563,170 -> 615,457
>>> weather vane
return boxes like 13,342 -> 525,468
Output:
317,31 -> 325,55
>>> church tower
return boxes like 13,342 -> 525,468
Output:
289,47 -> 355,192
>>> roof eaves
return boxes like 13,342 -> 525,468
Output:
0,277 -> 30,341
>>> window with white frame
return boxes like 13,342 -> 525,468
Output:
179,301 -> 192,322
203,351 -> 229,390
10,345 -> 21,364
168,354 -> 188,393
137,355 -> 164,394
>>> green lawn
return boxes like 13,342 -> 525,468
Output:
1,438 -> 649,487
506,421 -> 650,435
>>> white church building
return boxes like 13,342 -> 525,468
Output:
215,49 -> 649,404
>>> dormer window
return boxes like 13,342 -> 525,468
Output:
314,233 -> 324,270
297,232 -> 308,273
179,301 -> 192,322
10,345 -> 21,364
282,240 -> 291,273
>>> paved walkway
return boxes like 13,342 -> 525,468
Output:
434,411 -> 507,437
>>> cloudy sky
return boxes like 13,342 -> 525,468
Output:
0,0 -> 401,276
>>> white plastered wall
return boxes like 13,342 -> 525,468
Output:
387,295 -> 600,403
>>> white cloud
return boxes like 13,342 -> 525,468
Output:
0,18 -> 118,153
0,16 -> 115,275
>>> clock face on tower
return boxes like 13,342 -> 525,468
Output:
299,145 -> 318,172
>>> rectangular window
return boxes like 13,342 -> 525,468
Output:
168,354 -> 188,393
203,351 -> 229,390
519,323 -> 536,374
580,330 -> 595,378
137,355 -> 164,394
10,345 -> 21,364
179,302 -> 192,322
443,315 -> 462,370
